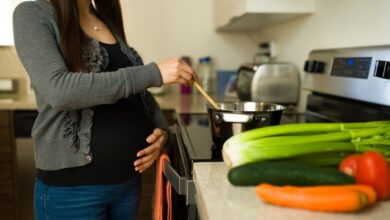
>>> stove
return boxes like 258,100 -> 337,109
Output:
176,111 -> 334,164
164,45 -> 390,220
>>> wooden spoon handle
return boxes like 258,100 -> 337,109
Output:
193,81 -> 219,109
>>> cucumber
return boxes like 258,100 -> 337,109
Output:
228,161 -> 355,186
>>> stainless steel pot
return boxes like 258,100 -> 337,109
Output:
207,102 -> 285,149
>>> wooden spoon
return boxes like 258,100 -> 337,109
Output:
193,81 -> 219,109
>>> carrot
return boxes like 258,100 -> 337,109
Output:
290,185 -> 377,205
256,184 -> 369,212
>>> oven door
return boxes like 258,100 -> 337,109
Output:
164,125 -> 197,220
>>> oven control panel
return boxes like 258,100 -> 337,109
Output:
331,57 -> 371,79
303,45 -> 390,106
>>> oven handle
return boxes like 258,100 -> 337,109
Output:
163,160 -> 195,205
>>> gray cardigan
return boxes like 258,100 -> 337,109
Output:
13,0 -> 169,170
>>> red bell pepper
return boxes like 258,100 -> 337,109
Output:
339,154 -> 361,177
356,151 -> 390,200
339,151 -> 390,200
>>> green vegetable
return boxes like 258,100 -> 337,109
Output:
223,121 -> 390,167
283,151 -> 390,167
228,161 -> 355,186
284,152 -> 354,166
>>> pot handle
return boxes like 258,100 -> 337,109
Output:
215,112 -> 269,123
220,112 -> 253,123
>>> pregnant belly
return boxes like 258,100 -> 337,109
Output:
90,96 -> 154,177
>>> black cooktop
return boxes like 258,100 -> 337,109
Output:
176,112 -> 332,164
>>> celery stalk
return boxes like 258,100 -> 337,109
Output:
286,152 -> 390,166
241,142 -> 355,163
243,127 -> 389,147
226,121 -> 390,147
284,152 -> 354,166
222,121 -> 390,167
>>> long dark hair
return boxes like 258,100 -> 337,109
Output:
51,0 -> 126,71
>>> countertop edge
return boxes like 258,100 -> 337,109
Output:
193,164 -> 210,220
0,87 -> 213,112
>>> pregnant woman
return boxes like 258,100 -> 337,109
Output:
13,0 -> 197,219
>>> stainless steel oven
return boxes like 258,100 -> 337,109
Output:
164,114 -> 217,220
164,45 -> 390,220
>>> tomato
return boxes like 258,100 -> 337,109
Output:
356,151 -> 390,200
339,154 -> 361,177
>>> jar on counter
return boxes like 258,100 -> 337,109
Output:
196,56 -> 215,94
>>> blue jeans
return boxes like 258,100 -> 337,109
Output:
34,176 -> 142,220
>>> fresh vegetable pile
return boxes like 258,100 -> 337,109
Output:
223,121 -> 390,213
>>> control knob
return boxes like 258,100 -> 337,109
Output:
374,60 -> 390,79
304,60 -> 325,73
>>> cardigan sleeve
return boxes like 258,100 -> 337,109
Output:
13,2 -> 163,111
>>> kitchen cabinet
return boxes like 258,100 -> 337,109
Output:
0,111 -> 18,220
214,0 -> 315,32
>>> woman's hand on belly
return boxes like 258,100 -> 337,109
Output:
134,128 -> 168,173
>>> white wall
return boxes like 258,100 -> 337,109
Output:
121,0 -> 390,109
250,0 -> 390,110
0,0 -> 33,45
253,0 -> 390,69
121,0 -> 259,70
121,0 -> 390,70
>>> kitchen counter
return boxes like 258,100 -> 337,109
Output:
154,92 -> 208,113
153,85 -> 237,113
0,94 -> 37,110
193,162 -> 390,220
0,85 -> 232,112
